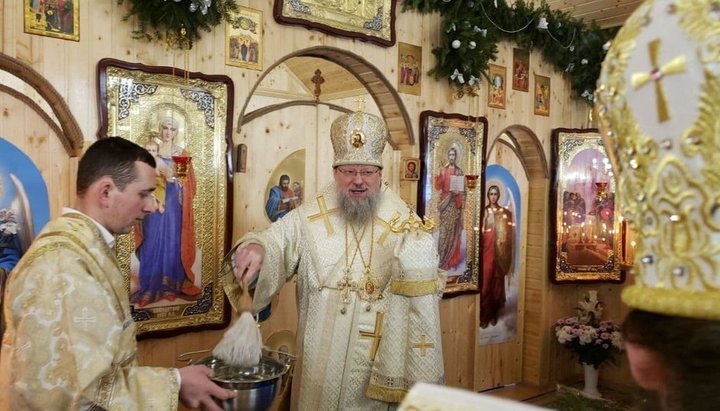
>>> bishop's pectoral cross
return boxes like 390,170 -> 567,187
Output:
359,311 -> 384,361
337,268 -> 355,315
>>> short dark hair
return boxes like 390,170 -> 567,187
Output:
77,137 -> 156,196
279,174 -> 290,185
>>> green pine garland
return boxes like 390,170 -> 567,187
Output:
117,0 -> 238,49
402,0 -> 617,103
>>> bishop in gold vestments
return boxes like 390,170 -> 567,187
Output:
236,182 -> 445,410
230,109 -> 445,409
0,213 -> 180,409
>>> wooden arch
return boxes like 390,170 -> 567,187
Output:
0,53 -> 83,156
487,125 -> 549,181
237,46 -> 414,149
242,101 -> 351,125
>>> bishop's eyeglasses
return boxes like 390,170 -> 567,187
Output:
336,167 -> 380,178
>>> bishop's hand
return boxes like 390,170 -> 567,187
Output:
233,243 -> 264,286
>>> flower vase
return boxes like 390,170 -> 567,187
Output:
582,363 -> 601,399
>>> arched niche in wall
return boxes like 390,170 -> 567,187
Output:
473,125 -> 550,391
236,46 -> 414,149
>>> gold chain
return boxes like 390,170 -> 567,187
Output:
345,222 -> 367,269
350,220 -> 374,274
337,222 -> 369,314
336,219 -> 381,314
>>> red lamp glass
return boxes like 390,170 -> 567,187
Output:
172,155 -> 191,178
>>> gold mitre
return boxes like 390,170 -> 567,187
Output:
595,0 -> 720,320
331,110 -> 388,168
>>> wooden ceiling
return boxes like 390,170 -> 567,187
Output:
546,0 -> 643,28
282,57 -> 365,101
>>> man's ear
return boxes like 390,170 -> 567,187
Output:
625,341 -> 669,392
95,177 -> 115,208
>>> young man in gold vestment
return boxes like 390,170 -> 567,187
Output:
227,110 -> 446,410
0,137 -> 234,410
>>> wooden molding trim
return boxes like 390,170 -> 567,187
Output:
0,53 -> 83,156
503,125 -> 549,179
241,100 -> 352,125
488,137 -> 531,179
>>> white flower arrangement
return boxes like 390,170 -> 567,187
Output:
554,291 -> 624,368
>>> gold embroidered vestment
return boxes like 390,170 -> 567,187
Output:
0,213 -> 179,410
235,183 -> 445,410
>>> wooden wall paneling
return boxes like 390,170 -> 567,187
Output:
521,179 -> 551,387
0,54 -> 83,155
1,0 -> 15,55
313,104 -> 334,191
84,1 -> 111,139
39,38 -> 65,101
0,0 -> 5,53
15,20 -> 32,65
439,294 -> 476,389
0,90 -> 29,155
65,41 -> 90,137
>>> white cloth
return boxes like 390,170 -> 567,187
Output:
399,383 -> 548,411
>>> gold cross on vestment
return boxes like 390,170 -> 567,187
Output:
374,216 -> 393,246
631,38 -> 686,123
412,334 -> 435,357
359,311 -> 384,361
308,195 -> 339,235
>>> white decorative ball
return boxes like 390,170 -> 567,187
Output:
451,40 -> 461,49
468,41 -> 476,50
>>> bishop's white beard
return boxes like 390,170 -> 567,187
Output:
337,185 -> 380,225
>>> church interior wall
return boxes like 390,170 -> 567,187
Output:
0,0 -> 638,403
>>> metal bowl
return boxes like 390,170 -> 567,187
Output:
195,354 -> 292,411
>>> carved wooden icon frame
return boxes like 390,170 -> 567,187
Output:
418,111 -> 488,296
273,0 -> 396,47
549,128 -> 625,284
97,58 -> 234,337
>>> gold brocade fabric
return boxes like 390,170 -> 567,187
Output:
331,111 -> 388,168
237,183 -> 444,410
596,0 -> 720,319
0,214 -> 179,410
